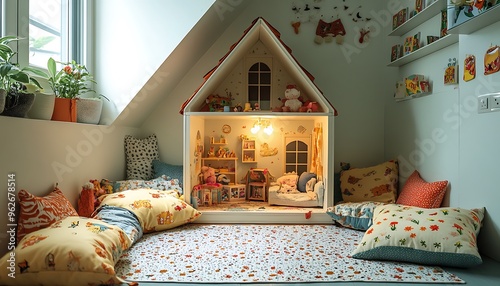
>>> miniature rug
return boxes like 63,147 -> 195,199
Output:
115,224 -> 465,284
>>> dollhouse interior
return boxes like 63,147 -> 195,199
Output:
181,18 -> 336,222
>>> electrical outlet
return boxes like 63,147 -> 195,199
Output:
479,96 -> 489,111
491,94 -> 500,110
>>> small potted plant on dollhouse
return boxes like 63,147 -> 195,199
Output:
0,36 -> 43,117
44,57 -> 97,122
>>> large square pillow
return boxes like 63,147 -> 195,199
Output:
340,160 -> 398,203
396,170 -> 448,208
0,216 -> 131,286
98,188 -> 201,233
124,134 -> 159,180
17,187 -> 78,243
352,204 -> 484,268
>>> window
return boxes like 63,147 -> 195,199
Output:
247,61 -> 271,110
1,0 -> 87,68
284,136 -> 311,174
29,0 -> 85,68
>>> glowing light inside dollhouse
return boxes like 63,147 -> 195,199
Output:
251,118 -> 273,135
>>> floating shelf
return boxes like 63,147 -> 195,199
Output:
395,92 -> 431,102
389,0 -> 446,36
388,34 -> 459,67
448,5 -> 500,34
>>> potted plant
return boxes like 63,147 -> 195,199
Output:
0,36 -> 43,117
77,94 -> 109,124
44,57 -> 96,122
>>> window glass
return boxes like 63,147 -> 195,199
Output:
247,61 -> 271,110
29,0 -> 65,67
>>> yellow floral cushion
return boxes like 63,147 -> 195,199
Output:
340,160 -> 398,203
352,204 -> 484,268
98,188 -> 201,233
0,216 -> 131,286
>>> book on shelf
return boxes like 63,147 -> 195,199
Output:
413,32 -> 421,51
391,44 -> 402,62
403,36 -> 414,55
440,9 -> 448,37
405,74 -> 429,96
415,0 -> 424,13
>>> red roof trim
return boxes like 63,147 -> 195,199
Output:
180,17 -> 337,116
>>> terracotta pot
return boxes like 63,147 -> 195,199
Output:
77,98 -> 103,124
0,89 -> 6,114
28,91 -> 55,120
0,92 -> 35,118
51,97 -> 77,122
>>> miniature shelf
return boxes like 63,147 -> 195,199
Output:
447,4 -> 500,34
388,34 -> 458,67
389,0 -> 447,36
395,92 -> 431,102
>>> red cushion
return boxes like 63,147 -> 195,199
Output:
17,187 -> 78,243
396,170 -> 448,208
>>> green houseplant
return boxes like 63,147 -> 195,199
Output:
0,35 -> 42,117
44,57 -> 97,122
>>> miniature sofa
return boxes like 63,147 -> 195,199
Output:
268,172 -> 324,207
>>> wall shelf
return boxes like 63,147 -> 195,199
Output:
395,92 -> 431,102
448,5 -> 500,34
388,34 -> 458,67
389,0 -> 446,36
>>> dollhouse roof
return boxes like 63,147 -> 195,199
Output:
180,17 -> 337,115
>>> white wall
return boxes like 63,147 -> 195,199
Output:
0,116 -> 140,256
384,19 -> 500,262
457,22 -> 500,261
93,0 -> 214,121
143,0 -> 398,169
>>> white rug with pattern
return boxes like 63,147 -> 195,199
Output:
115,224 -> 464,283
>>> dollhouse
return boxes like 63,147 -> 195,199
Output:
180,17 -> 337,223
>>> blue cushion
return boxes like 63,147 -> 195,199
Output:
152,160 -> 183,185
297,172 -> 316,192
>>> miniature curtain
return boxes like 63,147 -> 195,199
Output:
310,123 -> 323,180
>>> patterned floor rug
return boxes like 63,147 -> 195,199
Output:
115,224 -> 464,284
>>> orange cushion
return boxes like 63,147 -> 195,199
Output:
17,187 -> 78,243
396,170 -> 448,208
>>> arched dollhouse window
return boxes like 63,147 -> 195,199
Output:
284,136 -> 311,174
247,62 -> 271,110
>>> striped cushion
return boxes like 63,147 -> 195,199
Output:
17,187 -> 78,243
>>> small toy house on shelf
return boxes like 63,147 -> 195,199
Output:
180,17 -> 337,223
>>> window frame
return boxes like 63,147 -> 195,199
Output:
283,135 -> 311,174
1,0 -> 92,71
245,57 -> 272,111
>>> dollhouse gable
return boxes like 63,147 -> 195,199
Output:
180,17 -> 337,115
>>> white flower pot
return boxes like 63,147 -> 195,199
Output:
28,91 -> 55,120
77,98 -> 103,124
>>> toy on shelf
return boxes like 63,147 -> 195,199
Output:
283,84 -> 303,112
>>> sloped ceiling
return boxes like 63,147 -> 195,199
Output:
113,0 -> 250,127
